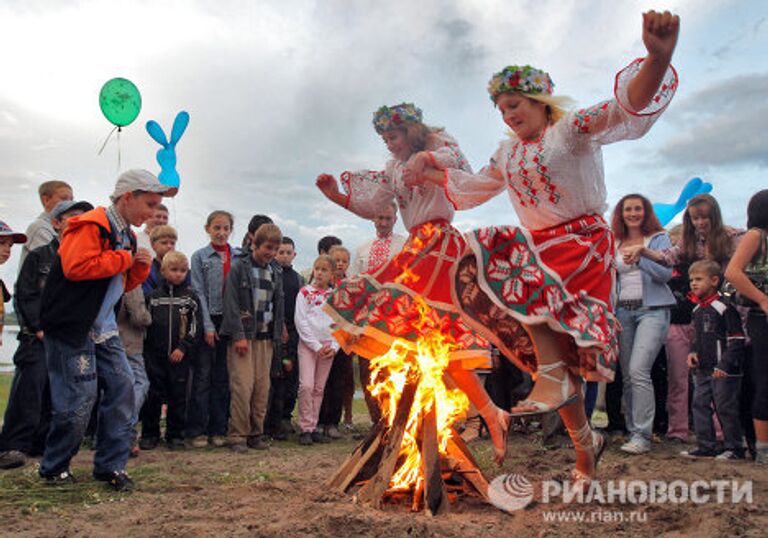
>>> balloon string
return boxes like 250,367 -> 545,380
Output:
117,127 -> 122,172
97,125 -> 118,156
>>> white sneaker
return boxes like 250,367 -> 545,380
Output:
325,425 -> 342,439
620,440 -> 650,454
714,450 -> 745,461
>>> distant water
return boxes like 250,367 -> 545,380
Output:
1,325 -> 19,373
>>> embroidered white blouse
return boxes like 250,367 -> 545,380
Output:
350,232 -> 408,276
340,131 -> 473,231
294,285 -> 339,353
444,59 -> 678,231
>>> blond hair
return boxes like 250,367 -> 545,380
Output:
150,225 -> 177,244
689,259 -> 722,279
253,223 -> 282,247
328,245 -> 350,259
525,93 -> 574,124
391,124 -> 447,154
313,254 -> 335,271
38,180 -> 72,200
161,251 -> 188,271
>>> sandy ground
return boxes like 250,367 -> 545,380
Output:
1,424 -> 766,538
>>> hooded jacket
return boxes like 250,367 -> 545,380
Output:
40,207 -> 150,347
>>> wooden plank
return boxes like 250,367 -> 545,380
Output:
421,403 -> 450,516
446,431 -> 490,500
356,375 -> 420,508
325,419 -> 386,491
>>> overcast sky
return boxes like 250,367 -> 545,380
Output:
0,0 -> 766,286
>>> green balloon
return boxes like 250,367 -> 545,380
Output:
99,78 -> 142,127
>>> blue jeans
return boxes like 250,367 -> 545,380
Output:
40,335 -> 135,476
126,353 -> 149,433
617,307 -> 670,447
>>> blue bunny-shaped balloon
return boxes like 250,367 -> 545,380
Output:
653,177 -> 713,226
145,111 -> 189,192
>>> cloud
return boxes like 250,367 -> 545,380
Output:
658,72 -> 768,168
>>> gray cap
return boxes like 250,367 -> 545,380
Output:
51,200 -> 94,220
110,169 -> 177,202
0,220 -> 26,244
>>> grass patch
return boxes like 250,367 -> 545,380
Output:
0,464 -> 132,513
0,373 -> 10,418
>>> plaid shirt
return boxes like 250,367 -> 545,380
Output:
251,264 -> 275,336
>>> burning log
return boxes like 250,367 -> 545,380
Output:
327,376 -> 490,514
420,403 -> 449,515
325,420 -> 385,491
357,374 -> 420,508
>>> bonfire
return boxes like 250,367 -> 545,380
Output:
326,296 -> 490,515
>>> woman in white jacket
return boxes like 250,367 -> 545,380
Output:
295,255 -> 339,445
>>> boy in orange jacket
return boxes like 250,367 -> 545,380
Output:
39,169 -> 175,491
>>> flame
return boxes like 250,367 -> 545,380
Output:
368,295 -> 469,491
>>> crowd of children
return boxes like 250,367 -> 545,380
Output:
0,170 -> 766,497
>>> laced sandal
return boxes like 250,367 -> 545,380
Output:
480,403 -> 511,466
568,423 -> 605,490
511,361 -> 578,417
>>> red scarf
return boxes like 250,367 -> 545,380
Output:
212,243 -> 231,286
688,290 -> 720,307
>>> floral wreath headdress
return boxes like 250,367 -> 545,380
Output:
373,103 -> 423,134
487,65 -> 554,103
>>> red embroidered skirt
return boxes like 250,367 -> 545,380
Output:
453,215 -> 617,381
325,219 -> 491,369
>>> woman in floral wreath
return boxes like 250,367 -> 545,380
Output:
407,11 -> 680,482
316,103 -> 513,464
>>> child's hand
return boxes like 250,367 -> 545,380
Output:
205,332 -> 217,347
205,331 -> 218,348
133,247 -> 152,266
687,352 -> 698,368
170,348 -> 185,363
642,10 -> 680,62
234,339 -> 249,356
712,368 -> 727,379
283,359 -> 294,373
319,345 -> 335,360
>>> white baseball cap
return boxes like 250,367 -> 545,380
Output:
110,169 -> 177,202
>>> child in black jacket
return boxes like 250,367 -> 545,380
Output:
682,260 -> 746,460
140,251 -> 202,449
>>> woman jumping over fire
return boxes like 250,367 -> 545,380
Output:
316,103 -> 512,465
407,11 -> 680,485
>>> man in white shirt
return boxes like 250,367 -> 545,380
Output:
350,201 -> 406,426
350,201 -> 406,276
